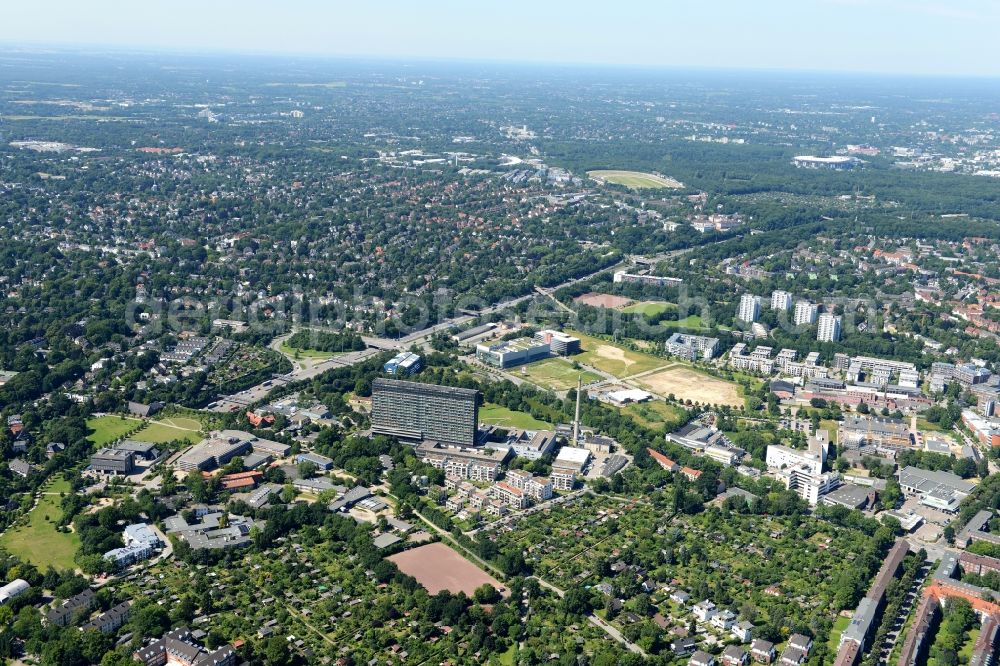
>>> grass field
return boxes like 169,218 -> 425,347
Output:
132,417 -> 202,444
518,357 -> 602,391
621,400 -> 687,428
0,477 -> 80,571
958,627 -> 980,664
88,415 -> 202,446
480,403 -> 552,430
827,615 -> 851,656
587,170 -> 684,190
564,330 -> 668,379
86,415 -> 142,446
622,301 -> 672,316
820,419 -> 841,444
638,365 -> 743,407
279,341 -> 337,359
662,314 -> 705,329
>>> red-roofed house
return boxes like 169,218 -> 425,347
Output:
647,448 -> 680,472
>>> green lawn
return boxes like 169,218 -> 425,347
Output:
820,419 -> 841,444
587,170 -> 683,190
565,329 -> 668,379
519,357 -> 602,391
279,341 -> 337,359
0,477 -> 80,571
621,400 -> 687,428
958,627 -> 980,663
86,415 -> 142,446
132,417 -> 202,444
622,301 -> 673,316
662,314 -> 704,329
827,615 -> 851,655
480,403 -> 552,430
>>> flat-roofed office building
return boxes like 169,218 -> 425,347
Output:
372,378 -> 479,447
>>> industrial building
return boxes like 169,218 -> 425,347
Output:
897,466 -> 974,512
383,351 -> 423,376
175,434 -> 252,472
476,337 -> 550,368
534,329 -> 581,355
371,378 -> 479,447
551,446 -> 590,490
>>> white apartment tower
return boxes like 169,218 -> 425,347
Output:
737,294 -> 761,323
771,290 -> 793,312
794,301 -> 819,326
817,313 -> 842,342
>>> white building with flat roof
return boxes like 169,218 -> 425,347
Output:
794,301 -> 818,326
737,294 -> 761,323
817,313 -> 842,342
771,291 -> 793,312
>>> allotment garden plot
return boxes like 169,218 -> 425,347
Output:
487,492 -> 881,632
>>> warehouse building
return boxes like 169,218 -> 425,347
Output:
476,337 -> 550,369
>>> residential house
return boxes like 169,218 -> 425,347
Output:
691,650 -> 716,666
732,620 -> 754,643
751,640 -> 776,664
693,599 -> 717,622
723,646 -> 749,666
712,609 -> 737,630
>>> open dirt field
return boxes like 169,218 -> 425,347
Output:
389,542 -> 507,596
638,366 -> 743,406
574,292 -> 632,309
566,329 -> 667,378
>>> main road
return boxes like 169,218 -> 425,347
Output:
209,245 -> 704,412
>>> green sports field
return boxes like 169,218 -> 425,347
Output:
0,477 -> 80,571
622,301 -> 672,316
479,403 -> 552,430
519,357 -> 602,391
587,170 -> 684,190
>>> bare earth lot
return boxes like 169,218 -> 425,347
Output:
638,366 -> 743,406
574,292 -> 632,309
389,542 -> 507,597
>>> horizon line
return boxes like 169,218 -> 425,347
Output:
2,40 -> 999,82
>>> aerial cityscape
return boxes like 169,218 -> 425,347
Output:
2,3 -> 1000,666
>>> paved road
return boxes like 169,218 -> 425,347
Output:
208,244 -> 713,413
210,347 -> 379,412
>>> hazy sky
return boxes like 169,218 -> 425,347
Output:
3,0 -> 998,76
